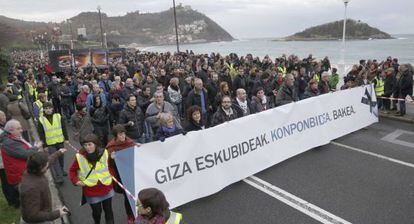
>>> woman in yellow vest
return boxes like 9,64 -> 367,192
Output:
69,134 -> 115,224
136,188 -> 183,224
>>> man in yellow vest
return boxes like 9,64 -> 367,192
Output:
37,102 -> 69,185
373,74 -> 385,110
32,93 -> 47,121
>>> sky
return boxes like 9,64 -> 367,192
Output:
0,0 -> 413,38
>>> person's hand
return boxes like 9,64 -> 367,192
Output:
59,148 -> 67,154
59,206 -> 69,217
76,181 -> 86,187
128,121 -> 134,126
64,140 -> 69,144
111,151 -> 116,159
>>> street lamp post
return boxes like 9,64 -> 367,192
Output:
67,19 -> 74,49
97,6 -> 105,48
338,0 -> 350,89
173,0 -> 180,53
103,33 -> 107,49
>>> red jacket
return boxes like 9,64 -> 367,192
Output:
1,134 -> 37,185
69,149 -> 114,197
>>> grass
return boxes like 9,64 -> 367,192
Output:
0,183 -> 20,224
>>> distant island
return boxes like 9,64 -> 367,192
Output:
0,5 -> 234,49
276,19 -> 393,41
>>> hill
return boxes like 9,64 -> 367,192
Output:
0,5 -> 234,48
278,19 -> 393,41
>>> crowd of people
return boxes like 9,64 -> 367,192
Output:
0,49 -> 413,224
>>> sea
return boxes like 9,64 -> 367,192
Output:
142,34 -> 414,66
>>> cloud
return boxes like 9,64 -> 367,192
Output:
0,0 -> 412,38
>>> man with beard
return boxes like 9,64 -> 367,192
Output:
37,102 -> 69,185
211,95 -> 239,127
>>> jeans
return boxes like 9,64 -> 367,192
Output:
47,143 -> 65,182
90,198 -> 114,224
399,100 -> 406,115
0,169 -> 18,206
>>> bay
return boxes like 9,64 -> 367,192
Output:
143,34 -> 414,65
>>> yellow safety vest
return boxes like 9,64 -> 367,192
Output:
34,100 -> 43,117
34,90 -> 48,101
27,83 -> 37,97
374,77 -> 384,96
76,150 -> 112,187
226,63 -> 237,80
277,66 -> 287,78
312,73 -> 320,83
39,114 -> 65,145
17,88 -> 23,100
166,211 -> 183,224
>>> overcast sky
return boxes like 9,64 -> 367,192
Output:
1,0 -> 413,38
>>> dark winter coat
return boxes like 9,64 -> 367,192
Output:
250,96 -> 270,114
118,105 -> 144,140
232,98 -> 252,117
20,151 -> 62,223
211,107 -> 239,127
275,84 -> 298,106
397,71 -> 413,98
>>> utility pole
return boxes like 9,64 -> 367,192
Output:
97,5 -> 104,48
173,0 -> 180,53
67,19 -> 74,49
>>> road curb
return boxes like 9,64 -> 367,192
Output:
28,119 -> 71,224
379,112 -> 414,123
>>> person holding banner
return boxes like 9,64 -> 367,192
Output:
135,188 -> 183,224
211,95 -> 240,127
106,124 -> 137,224
69,134 -> 115,224
184,105 -> 205,132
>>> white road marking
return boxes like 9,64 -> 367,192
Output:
381,129 -> 414,149
243,176 -> 352,224
331,141 -> 414,169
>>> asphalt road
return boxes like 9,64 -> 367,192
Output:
58,117 -> 414,224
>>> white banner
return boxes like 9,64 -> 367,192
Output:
116,85 -> 378,210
